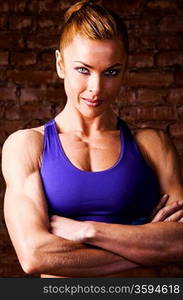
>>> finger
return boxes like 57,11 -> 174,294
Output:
178,217 -> 183,223
150,194 -> 169,220
152,201 -> 183,223
151,201 -> 181,222
151,201 -> 183,223
151,194 -> 169,215
164,209 -> 183,222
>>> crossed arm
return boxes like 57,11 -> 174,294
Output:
50,203 -> 183,266
2,129 -> 140,277
49,129 -> 183,276
2,128 -> 183,277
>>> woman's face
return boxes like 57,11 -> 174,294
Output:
56,35 -> 127,118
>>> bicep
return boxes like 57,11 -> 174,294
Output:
136,128 -> 183,204
150,130 -> 183,204
2,130 -> 50,263
4,171 -> 50,238
4,184 -> 49,262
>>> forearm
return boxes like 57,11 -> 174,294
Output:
102,263 -> 183,278
85,221 -> 183,266
28,232 -> 138,277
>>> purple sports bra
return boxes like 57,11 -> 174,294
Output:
40,117 -> 160,225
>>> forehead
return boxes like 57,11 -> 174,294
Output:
63,35 -> 125,66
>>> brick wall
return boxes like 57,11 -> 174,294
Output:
0,0 -> 183,277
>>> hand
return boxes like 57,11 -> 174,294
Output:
149,194 -> 183,223
50,215 -> 93,242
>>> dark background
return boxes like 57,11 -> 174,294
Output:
0,0 -> 183,277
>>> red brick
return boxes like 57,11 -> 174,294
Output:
28,0 -> 59,13
125,71 -> 173,87
0,1 -> 26,12
0,261 -> 25,277
128,33 -> 139,51
9,16 -> 33,30
5,102 -> 52,121
157,36 -> 183,50
128,53 -> 154,68
20,87 -> 44,103
145,0 -> 178,10
174,71 -> 183,86
117,87 -> 137,105
177,106 -> 183,119
0,70 -> 7,81
7,70 -> 59,86
23,119 -> 45,129
160,16 -> 183,33
119,105 -> 175,122
156,51 -> 183,67
137,88 -> 167,104
27,34 -> 58,49
127,17 -> 159,34
0,52 -> 9,65
104,0 -> 144,16
45,87 -> 66,102
0,16 -> 8,30
0,87 -> 17,101
0,120 -> 24,137
139,35 -> 157,50
5,103 -> 20,120
11,52 -> 37,66
0,33 -> 24,49
170,122 -> 183,138
38,17 -> 60,29
20,103 -> 52,120
0,103 -> 5,119
19,86 -> 66,103
40,51 -> 55,68
167,88 -> 183,103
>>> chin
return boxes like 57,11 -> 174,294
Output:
79,107 -> 104,119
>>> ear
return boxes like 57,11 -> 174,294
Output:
55,50 -> 65,79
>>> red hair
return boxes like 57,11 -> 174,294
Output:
60,0 -> 128,56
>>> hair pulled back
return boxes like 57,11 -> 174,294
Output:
60,0 -> 128,56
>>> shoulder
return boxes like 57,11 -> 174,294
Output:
123,121 -> 171,164
134,127 -> 173,157
2,127 -> 44,171
3,127 -> 43,153
134,127 -> 181,178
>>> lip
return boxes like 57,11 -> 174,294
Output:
82,98 -> 103,107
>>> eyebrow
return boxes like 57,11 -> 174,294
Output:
73,61 -> 122,69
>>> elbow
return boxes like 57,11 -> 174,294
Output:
22,261 -> 36,275
20,247 -> 42,275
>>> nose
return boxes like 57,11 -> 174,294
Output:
88,74 -> 103,95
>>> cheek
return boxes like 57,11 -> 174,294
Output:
64,74 -> 87,102
66,71 -> 86,92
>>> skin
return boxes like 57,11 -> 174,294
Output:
2,35 -> 183,278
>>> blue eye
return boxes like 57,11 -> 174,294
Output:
104,69 -> 120,77
75,67 -> 89,74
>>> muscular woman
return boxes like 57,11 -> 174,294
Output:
2,0 -> 183,278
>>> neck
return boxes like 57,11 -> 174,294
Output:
55,102 -> 118,137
